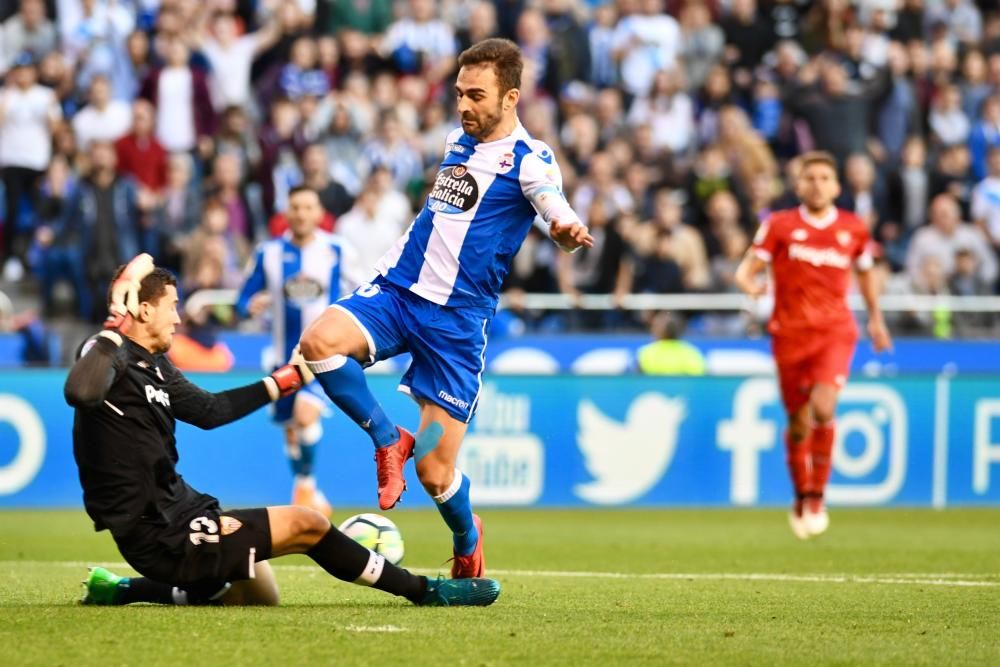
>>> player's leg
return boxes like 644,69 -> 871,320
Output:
288,394 -> 331,516
299,286 -> 414,509
776,355 -> 814,540
267,505 -> 498,606
412,403 -> 483,577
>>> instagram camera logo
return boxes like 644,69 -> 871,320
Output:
826,384 -> 908,505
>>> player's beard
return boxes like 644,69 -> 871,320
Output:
463,102 -> 504,141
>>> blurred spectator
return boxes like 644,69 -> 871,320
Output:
588,2 -> 618,88
140,38 -> 214,155
949,247 -> 994,335
381,0 -> 456,85
572,151 -> 634,218
929,83 -> 971,147
627,68 -> 695,156
155,152 -> 201,272
930,142 -> 974,215
885,136 -> 930,267
205,151 -> 263,244
540,0 -> 591,96
721,0 -> 772,84
335,185 -> 400,274
969,93 -> 1000,180
558,200 -> 629,328
925,0 -> 982,46
456,1 -> 498,52
906,193 -> 997,289
625,223 -> 685,295
201,12 -> 281,112
0,52 -> 61,277
785,56 -> 889,166
970,145 -> 1000,254
298,143 -> 353,218
72,74 -> 131,149
359,109 -> 423,194
317,0 -> 392,36
182,200 -> 250,290
680,1 -> 724,91
113,99 -> 165,193
839,152 -> 888,230
648,188 -> 710,291
876,41 -> 919,163
636,311 -> 706,375
58,140 -> 139,321
1,0 -> 57,70
278,36 -> 330,101
611,0 -> 681,98
959,49 -> 990,122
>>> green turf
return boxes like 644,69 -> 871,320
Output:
1,509 -> 998,666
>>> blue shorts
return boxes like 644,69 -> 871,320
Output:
332,277 -> 492,422
270,379 -> 331,424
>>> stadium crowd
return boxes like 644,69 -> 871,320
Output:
0,0 -> 998,345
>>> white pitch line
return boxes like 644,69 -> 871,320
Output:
4,561 -> 997,588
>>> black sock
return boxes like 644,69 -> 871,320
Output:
307,526 -> 428,603
117,577 -> 177,605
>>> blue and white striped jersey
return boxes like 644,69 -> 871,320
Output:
237,231 -> 364,363
374,123 -> 580,308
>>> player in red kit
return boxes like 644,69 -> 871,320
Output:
735,151 -> 892,539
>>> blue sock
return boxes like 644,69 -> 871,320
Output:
307,355 -> 398,448
433,471 -> 478,555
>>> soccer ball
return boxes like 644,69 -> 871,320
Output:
337,513 -> 405,565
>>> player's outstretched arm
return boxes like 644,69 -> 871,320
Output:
166,352 -> 311,430
857,269 -> 892,352
734,251 -> 768,298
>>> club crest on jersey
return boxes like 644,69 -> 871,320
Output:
497,152 -> 515,174
791,229 -> 808,241
284,274 -> 324,303
428,165 -> 479,214
836,230 -> 852,247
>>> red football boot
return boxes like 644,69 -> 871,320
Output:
374,427 -> 415,510
451,514 -> 485,578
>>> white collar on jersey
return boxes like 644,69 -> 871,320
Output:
798,205 -> 837,229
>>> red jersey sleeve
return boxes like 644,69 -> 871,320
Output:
852,219 -> 874,271
752,215 -> 780,262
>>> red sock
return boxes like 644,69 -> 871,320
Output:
785,430 -> 813,500
810,422 -> 835,498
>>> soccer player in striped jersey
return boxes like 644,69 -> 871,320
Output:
237,185 -> 365,516
299,38 -> 593,578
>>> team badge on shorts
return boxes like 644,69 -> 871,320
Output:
836,231 -> 852,247
220,516 -> 243,536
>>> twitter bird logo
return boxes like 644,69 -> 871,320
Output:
574,393 -> 686,504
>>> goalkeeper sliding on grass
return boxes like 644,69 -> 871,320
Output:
64,254 -> 500,607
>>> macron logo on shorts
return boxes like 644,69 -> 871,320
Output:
438,390 -> 470,412
145,385 -> 171,407
788,243 -> 851,269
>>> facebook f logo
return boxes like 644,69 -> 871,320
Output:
717,379 -> 778,505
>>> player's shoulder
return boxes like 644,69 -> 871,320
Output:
445,127 -> 464,145
765,207 -> 801,229
835,209 -> 868,231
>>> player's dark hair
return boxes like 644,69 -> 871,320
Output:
288,184 -> 319,199
799,150 -> 838,174
458,38 -> 522,94
107,266 -> 177,308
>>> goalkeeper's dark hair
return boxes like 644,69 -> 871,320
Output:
458,38 -> 522,94
107,266 -> 178,308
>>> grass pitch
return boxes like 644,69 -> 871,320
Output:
1,508 -> 998,666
